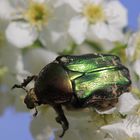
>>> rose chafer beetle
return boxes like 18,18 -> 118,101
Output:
12,53 -> 131,137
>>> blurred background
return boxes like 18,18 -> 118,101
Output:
0,0 -> 140,140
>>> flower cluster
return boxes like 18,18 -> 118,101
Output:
0,0 -> 140,140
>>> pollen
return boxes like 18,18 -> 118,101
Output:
83,4 -> 105,24
23,1 -> 50,29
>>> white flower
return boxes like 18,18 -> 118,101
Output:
23,48 -> 58,73
101,115 -> 140,140
30,107 -> 106,140
6,22 -> 38,48
0,43 -> 21,74
117,92 -> 140,114
0,44 -> 29,112
64,0 -> 127,44
15,54 -> 31,83
39,3 -> 75,52
0,0 -> 63,48
126,32 -> 140,61
0,0 -> 15,20
133,59 -> 140,77
126,31 -> 140,78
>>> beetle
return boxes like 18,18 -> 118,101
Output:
12,53 -> 131,137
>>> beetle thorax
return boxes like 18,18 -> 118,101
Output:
24,88 -> 38,109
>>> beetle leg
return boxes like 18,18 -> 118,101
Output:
53,105 -> 69,137
12,75 -> 37,90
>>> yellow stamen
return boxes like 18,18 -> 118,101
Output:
83,4 -> 105,24
23,1 -> 50,29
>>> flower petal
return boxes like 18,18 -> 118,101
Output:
0,43 -> 20,72
40,30 -> 72,52
23,48 -> 58,73
104,0 -> 127,28
126,31 -> 140,61
133,59 -> 140,77
89,0 -> 103,4
117,92 -> 140,114
123,115 -> 140,136
101,122 -> 130,140
63,0 -> 83,12
68,16 -> 88,44
95,107 -> 116,114
91,23 -> 124,41
6,22 -> 38,48
52,0 -> 65,7
102,115 -> 140,140
0,0 -> 15,20
32,0 -> 45,3
126,33 -> 137,58
15,54 -> 31,83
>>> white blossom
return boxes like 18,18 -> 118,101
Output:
0,0 -> 65,48
117,92 -> 140,114
0,0 -> 15,20
0,1 -> 140,140
126,32 -> 140,61
30,107 -> 106,140
0,44 -> 28,112
23,48 -> 58,73
101,115 -> 140,140
64,0 -> 127,44
126,31 -> 140,79
6,22 -> 38,48
133,59 -> 140,77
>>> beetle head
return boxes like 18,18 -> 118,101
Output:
24,88 -> 38,109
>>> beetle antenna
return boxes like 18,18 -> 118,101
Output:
22,87 -> 28,93
12,84 -> 29,94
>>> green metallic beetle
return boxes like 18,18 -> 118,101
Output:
12,53 -> 131,137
